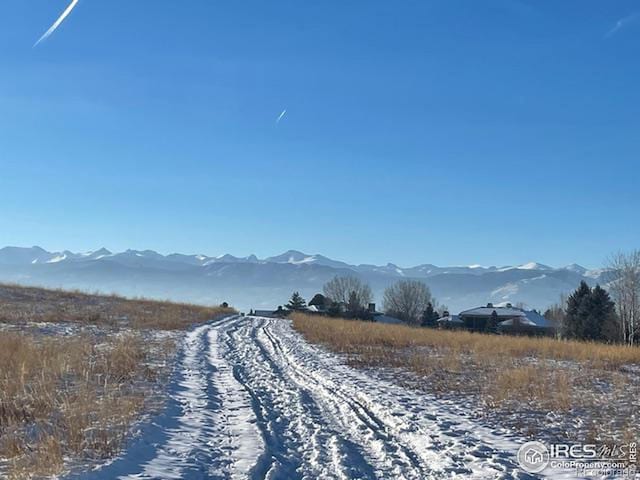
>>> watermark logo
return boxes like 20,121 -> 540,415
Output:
517,441 -> 550,473
516,440 -> 637,477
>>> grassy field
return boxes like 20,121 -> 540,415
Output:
0,284 -> 233,478
292,313 -> 640,443
0,283 -> 232,330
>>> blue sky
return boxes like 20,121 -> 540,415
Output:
0,0 -> 638,268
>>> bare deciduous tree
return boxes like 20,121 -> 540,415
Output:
383,280 -> 433,325
323,275 -> 372,309
544,293 -> 567,339
606,250 -> 640,346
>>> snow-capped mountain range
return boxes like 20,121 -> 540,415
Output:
0,246 -> 607,312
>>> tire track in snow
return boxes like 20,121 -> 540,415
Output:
206,321 -> 264,479
121,316 -> 253,480
257,323 -> 436,479
221,317 -> 360,480
75,316 -> 263,480
122,322 -> 214,479
256,318 -> 531,479
248,323 -> 376,480
73,315 -> 537,480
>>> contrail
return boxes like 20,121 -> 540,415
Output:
276,109 -> 287,124
605,12 -> 638,38
34,0 -> 80,47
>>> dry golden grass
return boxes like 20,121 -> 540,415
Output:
292,313 -> 640,367
292,313 -> 640,441
0,284 -> 234,477
0,283 -> 234,330
0,332 -> 158,477
486,365 -> 572,410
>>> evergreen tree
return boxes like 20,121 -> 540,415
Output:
486,309 -> 499,333
589,285 -> 619,342
564,281 -> 592,339
286,291 -> 307,311
421,302 -> 439,327
564,282 -> 619,341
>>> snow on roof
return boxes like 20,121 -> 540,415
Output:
438,315 -> 463,323
459,306 -> 526,318
459,306 -> 554,328
499,317 -> 537,327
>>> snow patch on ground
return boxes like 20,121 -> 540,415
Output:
69,316 -> 567,479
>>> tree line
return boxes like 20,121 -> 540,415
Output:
544,250 -> 639,345
282,249 -> 640,346
284,275 -> 445,327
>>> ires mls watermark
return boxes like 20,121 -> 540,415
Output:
517,440 -> 638,478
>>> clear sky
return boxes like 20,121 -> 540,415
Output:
1,0 -> 638,268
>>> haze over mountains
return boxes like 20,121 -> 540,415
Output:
0,246 -> 606,313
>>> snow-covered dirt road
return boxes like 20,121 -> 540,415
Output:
71,316 -> 539,480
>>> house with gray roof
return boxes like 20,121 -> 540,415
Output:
458,303 -> 555,335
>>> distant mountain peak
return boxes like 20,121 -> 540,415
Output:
283,249 -> 306,255
266,250 -> 313,264
82,247 -> 112,259
516,262 -> 552,271
126,249 -> 162,256
564,263 -> 587,274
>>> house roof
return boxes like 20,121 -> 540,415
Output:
438,315 -> 463,324
459,306 -> 526,318
520,309 -> 554,328
459,306 -> 553,328
499,317 -> 537,327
